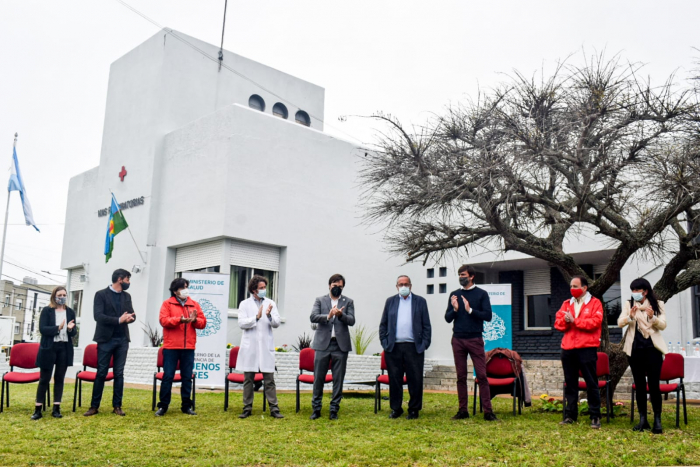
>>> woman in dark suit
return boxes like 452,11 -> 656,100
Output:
31,286 -> 77,420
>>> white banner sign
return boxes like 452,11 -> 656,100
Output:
182,272 -> 229,388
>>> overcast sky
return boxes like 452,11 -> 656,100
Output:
0,0 -> 698,288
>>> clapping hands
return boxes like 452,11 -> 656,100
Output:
327,305 -> 345,321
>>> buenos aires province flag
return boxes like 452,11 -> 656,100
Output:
104,196 -> 128,263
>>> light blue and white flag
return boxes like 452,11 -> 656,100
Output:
8,147 -> 39,232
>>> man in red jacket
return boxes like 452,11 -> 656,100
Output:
554,275 -> 604,429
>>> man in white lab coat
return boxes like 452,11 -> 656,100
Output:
236,274 -> 283,418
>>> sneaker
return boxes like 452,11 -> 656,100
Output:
451,411 -> 470,420
590,418 -> 601,429
559,418 -> 575,425
83,407 -> 99,417
484,412 -> 499,422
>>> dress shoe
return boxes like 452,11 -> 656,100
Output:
451,411 -> 470,420
633,415 -> 650,432
484,412 -> 499,422
652,414 -> 663,434
559,417 -> 575,425
155,407 -> 167,417
590,417 -> 601,429
329,411 -> 338,420
270,411 -> 284,419
182,408 -> 197,416
389,409 -> 404,419
309,411 -> 322,420
52,405 -> 63,418
113,407 -> 126,416
30,406 -> 42,420
83,407 -> 99,417
239,411 -> 252,419
406,411 -> 419,420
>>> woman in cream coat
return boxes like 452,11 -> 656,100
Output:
618,277 -> 667,434
236,274 -> 283,419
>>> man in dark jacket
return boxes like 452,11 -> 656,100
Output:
84,268 -> 136,417
379,275 -> 431,419
445,265 -> 497,421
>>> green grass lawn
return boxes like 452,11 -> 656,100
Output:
0,384 -> 698,467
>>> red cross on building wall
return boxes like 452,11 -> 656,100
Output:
119,166 -> 127,182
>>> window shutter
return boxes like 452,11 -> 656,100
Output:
524,269 -> 551,296
175,240 -> 224,272
229,240 -> 280,271
69,267 -> 86,291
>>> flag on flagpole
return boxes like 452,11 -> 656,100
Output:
104,194 -> 128,263
8,147 -> 39,232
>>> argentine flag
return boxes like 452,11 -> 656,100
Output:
8,147 -> 39,232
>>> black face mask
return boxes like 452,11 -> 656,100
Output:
459,277 -> 471,287
121,281 -> 131,291
331,286 -> 343,297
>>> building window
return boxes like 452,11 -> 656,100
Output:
439,284 -> 447,294
14,323 -> 19,335
439,267 -> 447,277
272,103 -> 288,119
426,268 -> 435,279
70,290 -> 83,318
427,284 -> 434,295
229,266 -> 278,309
524,269 -> 551,329
4,295 -> 9,306
248,94 -> 265,112
295,110 -> 310,126
16,300 -> 22,311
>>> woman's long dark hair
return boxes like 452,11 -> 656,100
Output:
630,277 -> 660,316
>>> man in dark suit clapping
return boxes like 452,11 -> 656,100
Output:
84,268 -> 136,417
379,275 -> 432,419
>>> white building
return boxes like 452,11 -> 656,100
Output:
61,30 -> 699,365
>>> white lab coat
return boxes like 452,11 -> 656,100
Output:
235,296 -> 281,373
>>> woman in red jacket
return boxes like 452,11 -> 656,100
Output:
554,275 -> 604,429
155,278 -> 206,416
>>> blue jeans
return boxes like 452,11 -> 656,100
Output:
91,336 -> 129,409
158,349 -> 195,411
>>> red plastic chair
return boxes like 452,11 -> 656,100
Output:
72,343 -> 114,412
296,348 -> 333,413
630,352 -> 687,428
474,353 -> 522,416
152,347 -> 196,411
1,343 -> 45,413
562,352 -> 611,422
374,351 -> 407,413
224,346 -> 266,412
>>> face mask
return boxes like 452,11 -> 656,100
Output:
459,277 -> 471,287
257,289 -> 267,299
398,286 -> 410,297
121,281 -> 130,291
56,297 -> 66,306
631,292 -> 644,302
179,289 -> 189,299
570,288 -> 585,299
331,286 -> 343,297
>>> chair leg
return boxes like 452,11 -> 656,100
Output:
192,376 -> 196,411
6,381 -> 9,408
512,383 -> 516,416
374,381 -> 378,414
472,381 -> 476,416
562,383 -> 566,422
73,380 -> 78,412
224,379 -> 229,412
676,388 -> 680,429
152,375 -> 157,411
79,380 -> 82,407
630,386 -> 634,423
295,379 -> 300,413
606,385 -> 611,423
682,384 -> 687,425
262,381 -> 267,412
378,385 -> 382,412
1,380 -> 4,413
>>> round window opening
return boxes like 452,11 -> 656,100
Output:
248,94 -> 265,112
273,103 -> 288,119
295,110 -> 310,127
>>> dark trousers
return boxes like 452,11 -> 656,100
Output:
385,342 -> 425,412
452,336 -> 492,413
629,347 -> 663,416
158,349 -> 195,411
35,342 -> 70,404
561,347 -> 601,420
312,339 -> 348,413
91,336 -> 129,409
243,372 -> 278,413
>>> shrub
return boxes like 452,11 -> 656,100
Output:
350,324 -> 377,355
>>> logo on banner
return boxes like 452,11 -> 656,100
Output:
483,312 -> 507,341
196,299 -> 222,338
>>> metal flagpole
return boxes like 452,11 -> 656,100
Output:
0,133 -> 17,281
109,190 -> 146,265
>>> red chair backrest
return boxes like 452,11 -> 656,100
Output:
380,351 -> 387,371
660,353 -> 684,380
83,343 -> 114,370
577,352 -> 609,378
8,343 -> 40,369
229,346 -> 239,369
157,346 -> 180,371
299,348 -> 315,372
486,354 -> 515,377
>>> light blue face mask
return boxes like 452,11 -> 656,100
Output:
257,289 -> 267,299
398,286 -> 411,297
631,292 -> 644,302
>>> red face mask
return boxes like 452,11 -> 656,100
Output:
570,288 -> 585,299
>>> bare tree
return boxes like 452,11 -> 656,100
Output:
361,54 -> 700,399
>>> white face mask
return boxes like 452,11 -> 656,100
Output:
398,286 -> 411,297
631,292 -> 644,302
179,288 -> 189,299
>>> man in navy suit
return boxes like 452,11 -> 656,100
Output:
379,275 -> 432,419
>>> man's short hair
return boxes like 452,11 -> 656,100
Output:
169,278 -> 189,297
396,275 -> 411,284
328,274 -> 345,286
572,275 -> 589,287
457,265 -> 476,277
112,268 -> 131,284
248,275 -> 268,294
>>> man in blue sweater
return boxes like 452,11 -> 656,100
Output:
445,265 -> 497,421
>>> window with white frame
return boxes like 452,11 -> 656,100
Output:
524,269 -> 552,329
229,266 -> 278,309
14,323 -> 19,335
